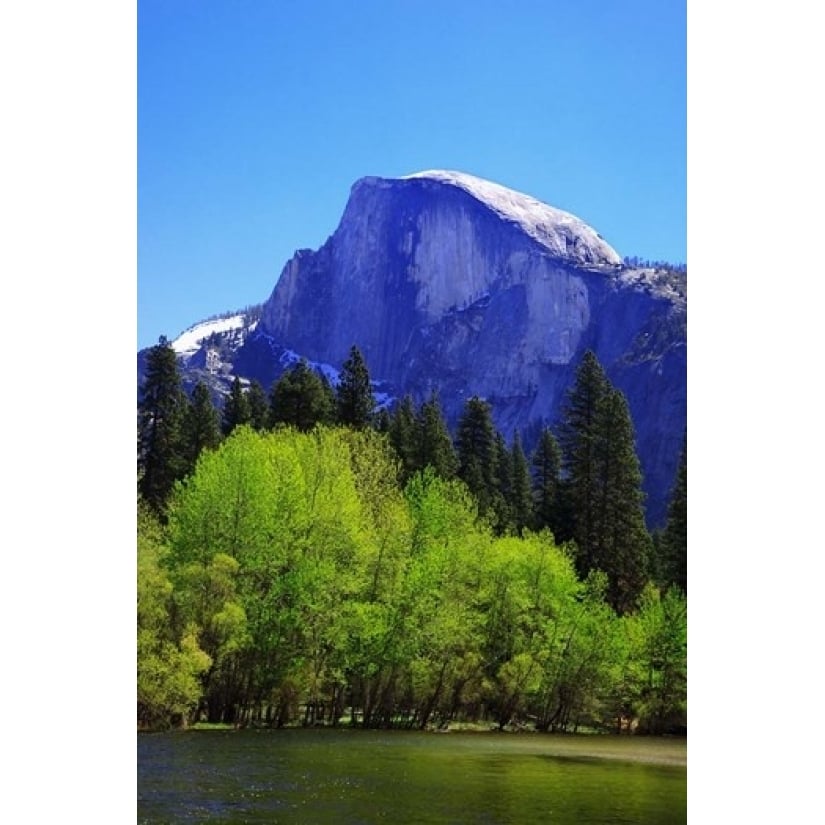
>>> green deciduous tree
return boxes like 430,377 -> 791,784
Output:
137,504 -> 211,728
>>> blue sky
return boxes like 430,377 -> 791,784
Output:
138,0 -> 685,350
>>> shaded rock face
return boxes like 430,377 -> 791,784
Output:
252,172 -> 685,527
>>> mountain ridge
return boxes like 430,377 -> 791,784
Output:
138,171 -> 686,526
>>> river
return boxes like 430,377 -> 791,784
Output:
138,728 -> 686,824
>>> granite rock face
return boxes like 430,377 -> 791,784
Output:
144,171 -> 685,526
252,171 -> 685,525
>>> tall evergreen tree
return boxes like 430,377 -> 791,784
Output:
560,351 -> 651,613
245,380 -> 269,431
592,388 -> 652,614
662,435 -> 687,593
559,351 -> 611,574
181,381 -> 221,476
531,427 -> 563,535
510,433 -> 534,536
336,345 -> 375,429
416,393 -> 457,480
138,336 -> 187,515
492,432 -> 513,533
222,376 -> 250,437
456,396 -> 498,519
388,395 -> 419,484
269,360 -> 335,432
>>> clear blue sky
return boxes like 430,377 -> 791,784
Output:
138,0 -> 685,350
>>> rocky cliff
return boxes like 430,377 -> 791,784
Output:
144,171 -> 686,526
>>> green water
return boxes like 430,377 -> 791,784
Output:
137,728 -> 686,824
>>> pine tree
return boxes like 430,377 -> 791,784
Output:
336,345 -> 375,429
662,435 -> 687,593
531,427 -> 563,535
245,380 -> 269,431
560,351 -> 651,613
416,393 -> 457,480
492,432 -> 513,533
510,433 -> 534,536
269,360 -> 335,432
138,336 -> 187,515
388,395 -> 418,484
592,388 -> 652,614
181,381 -> 221,476
222,376 -> 250,437
456,396 -> 498,519
559,351 -> 611,574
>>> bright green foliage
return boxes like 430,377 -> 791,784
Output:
138,336 -> 188,515
245,380 -> 270,431
531,427 -> 563,535
662,436 -> 687,593
222,376 -> 250,437
416,393 -> 457,480
456,397 -> 498,521
269,360 -> 335,431
336,345 -> 375,428
138,418 -> 684,734
612,585 -> 687,733
181,381 -> 221,476
137,505 -> 211,728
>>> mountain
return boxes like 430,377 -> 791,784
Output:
139,170 -> 686,526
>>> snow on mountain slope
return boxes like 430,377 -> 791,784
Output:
402,170 -> 622,267
172,315 -> 254,355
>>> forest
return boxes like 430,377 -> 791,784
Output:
137,340 -> 686,734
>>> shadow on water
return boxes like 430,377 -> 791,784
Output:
138,729 -> 686,825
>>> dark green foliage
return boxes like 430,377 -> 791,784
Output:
531,427 -> 563,535
269,359 -> 335,432
245,380 -> 270,431
592,388 -> 652,614
560,351 -> 611,568
492,432 -> 513,532
181,381 -> 221,475
336,345 -> 375,428
456,396 -> 498,520
222,376 -> 250,437
662,437 -> 687,593
560,351 -> 652,614
138,336 -> 188,515
510,433 -> 534,536
416,393 -> 457,480
388,395 -> 419,484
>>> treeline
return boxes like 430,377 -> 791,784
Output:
137,339 -> 686,733
622,256 -> 687,273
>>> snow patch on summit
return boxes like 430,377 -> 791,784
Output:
172,315 -> 252,354
402,170 -> 622,266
